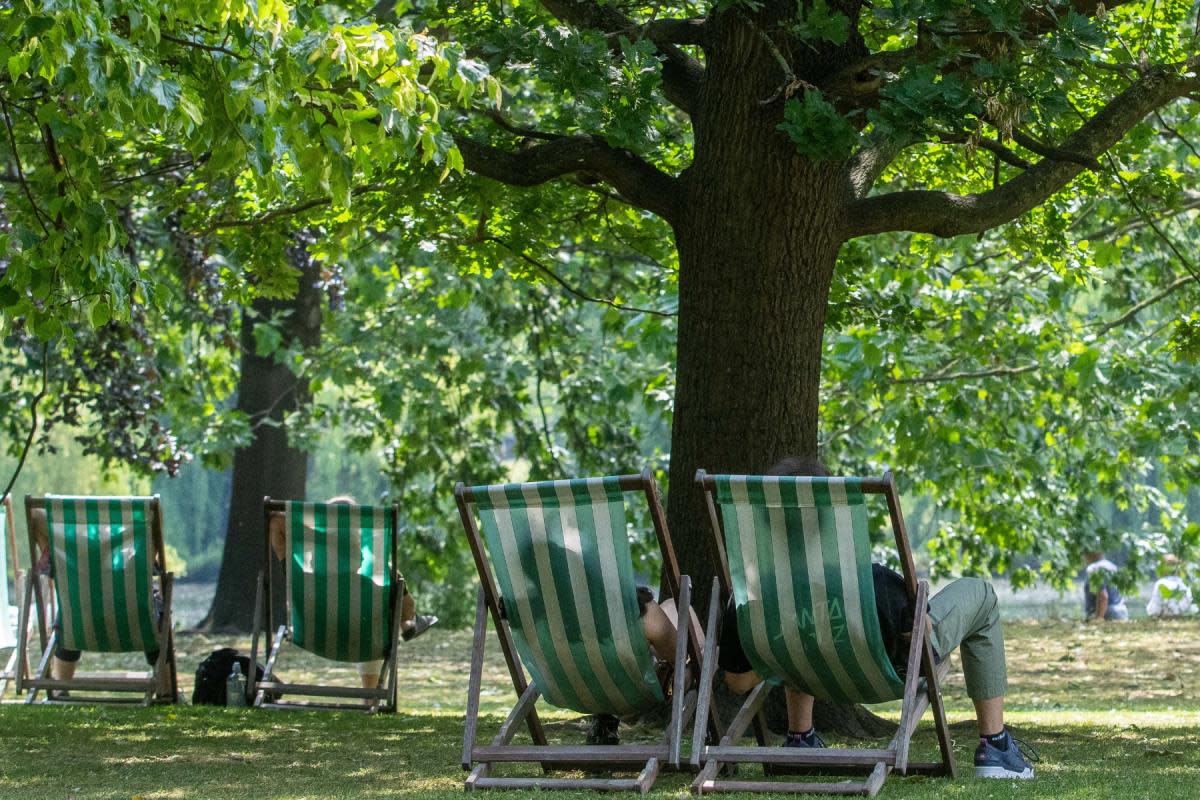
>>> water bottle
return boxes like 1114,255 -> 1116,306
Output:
226,662 -> 247,708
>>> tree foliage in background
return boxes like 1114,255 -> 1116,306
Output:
2,0 -> 1199,634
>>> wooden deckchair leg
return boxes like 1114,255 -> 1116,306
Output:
249,571 -> 265,706
668,575 -> 692,768
635,758 -> 661,794
893,580 -> 929,773
463,586 -> 488,770
25,628 -> 54,704
467,682 -> 542,789
15,570 -> 33,695
922,636 -> 956,778
150,572 -> 177,704
380,577 -> 404,713
691,577 -> 723,768
255,625 -> 287,707
694,679 -> 770,792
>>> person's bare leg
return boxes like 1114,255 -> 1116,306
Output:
51,657 -> 77,682
359,659 -> 384,706
401,589 -> 416,629
723,669 -> 762,694
786,689 -> 815,731
974,696 -> 1004,736
640,600 -> 677,660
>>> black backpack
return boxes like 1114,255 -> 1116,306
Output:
192,647 -> 276,706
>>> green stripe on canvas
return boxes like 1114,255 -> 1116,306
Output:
107,498 -> 133,651
284,501 -> 394,662
714,476 -> 904,705
471,477 -> 663,716
45,497 -> 159,654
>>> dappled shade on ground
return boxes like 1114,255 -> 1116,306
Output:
0,619 -> 1196,798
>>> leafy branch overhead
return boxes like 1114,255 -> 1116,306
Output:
449,0 -> 1198,236
0,0 -> 499,335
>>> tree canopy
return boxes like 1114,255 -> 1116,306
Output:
1,0 -> 1198,624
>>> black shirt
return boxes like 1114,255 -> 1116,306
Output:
718,563 -> 915,678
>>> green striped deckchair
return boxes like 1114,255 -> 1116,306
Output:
691,471 -> 955,797
1,497 -> 19,694
248,498 -> 403,712
3,494 -> 52,698
455,469 -> 702,792
17,495 -> 177,705
1,497 -> 16,652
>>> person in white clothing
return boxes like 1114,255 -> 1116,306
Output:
1146,555 -> 1197,617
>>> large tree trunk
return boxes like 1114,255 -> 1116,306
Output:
663,16 -> 891,737
203,241 -> 323,631
666,17 -> 843,611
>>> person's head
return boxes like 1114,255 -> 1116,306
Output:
326,494 -> 358,505
1083,551 -> 1104,565
1158,553 -> 1181,578
767,456 -> 829,477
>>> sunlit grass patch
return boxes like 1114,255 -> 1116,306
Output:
0,618 -> 1195,798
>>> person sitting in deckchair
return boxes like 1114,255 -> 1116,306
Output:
268,494 -> 437,691
29,507 -> 162,688
717,457 -> 1036,781
585,585 -> 694,745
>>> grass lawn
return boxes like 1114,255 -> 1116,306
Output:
0,617 -> 1196,799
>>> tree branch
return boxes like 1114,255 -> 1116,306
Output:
485,236 -> 676,317
844,131 -> 919,199
1094,273 -> 1200,336
456,134 -> 681,222
204,182 -> 387,232
844,60 -> 1200,238
538,0 -> 704,114
891,362 -> 1039,384
1,343 -> 49,505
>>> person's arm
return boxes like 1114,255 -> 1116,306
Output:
268,513 -> 286,561
30,508 -> 50,570
1094,586 -> 1109,620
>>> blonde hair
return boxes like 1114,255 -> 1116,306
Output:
326,494 -> 358,505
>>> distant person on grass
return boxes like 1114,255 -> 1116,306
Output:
1145,554 -> 1197,617
717,457 -> 1036,780
1083,551 -> 1130,622
267,494 -> 437,691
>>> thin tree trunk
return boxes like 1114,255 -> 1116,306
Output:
203,240 -> 323,632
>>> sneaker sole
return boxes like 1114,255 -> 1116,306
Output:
975,765 -> 1035,780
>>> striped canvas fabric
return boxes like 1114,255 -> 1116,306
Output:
44,496 -> 160,653
470,477 -> 664,716
714,476 -> 905,705
0,501 -> 14,649
284,502 -> 394,662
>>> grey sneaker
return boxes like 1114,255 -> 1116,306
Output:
402,614 -> 438,642
974,730 -> 1037,779
783,730 -> 826,748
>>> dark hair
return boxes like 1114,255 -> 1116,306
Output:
766,456 -> 829,477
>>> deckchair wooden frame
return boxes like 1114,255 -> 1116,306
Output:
690,471 -> 956,797
1,495 -> 38,697
455,469 -> 711,792
248,497 -> 404,713
16,495 -> 178,706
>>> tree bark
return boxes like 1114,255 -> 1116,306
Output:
665,15 -> 844,614
203,240 -> 323,632
656,15 -> 881,738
